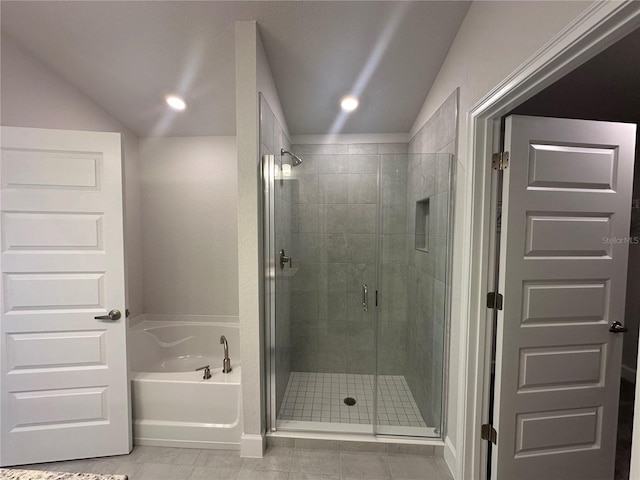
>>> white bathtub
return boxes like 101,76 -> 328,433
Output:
129,318 -> 242,450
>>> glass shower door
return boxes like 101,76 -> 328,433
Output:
270,152 -> 378,433
264,153 -> 296,431
374,153 -> 452,438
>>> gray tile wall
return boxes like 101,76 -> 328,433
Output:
260,94 -> 292,415
405,90 -> 457,428
288,143 -> 408,375
378,153 -> 409,375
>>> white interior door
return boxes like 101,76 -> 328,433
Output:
0,126 -> 130,466
492,115 -> 636,479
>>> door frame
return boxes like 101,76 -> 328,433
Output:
460,2 -> 640,479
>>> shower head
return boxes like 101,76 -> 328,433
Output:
281,148 -> 303,166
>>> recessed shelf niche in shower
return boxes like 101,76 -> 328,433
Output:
415,197 -> 430,252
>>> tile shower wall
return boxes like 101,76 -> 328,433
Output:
379,153 -> 410,375
260,94 -> 292,414
405,91 -> 457,427
289,143 -> 408,375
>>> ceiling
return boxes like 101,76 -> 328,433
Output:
1,1 -> 471,137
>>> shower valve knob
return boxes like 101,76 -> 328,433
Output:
196,365 -> 211,379
279,249 -> 292,269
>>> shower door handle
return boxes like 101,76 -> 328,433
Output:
362,284 -> 368,312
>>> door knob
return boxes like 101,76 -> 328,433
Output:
94,309 -> 122,321
609,321 -> 628,333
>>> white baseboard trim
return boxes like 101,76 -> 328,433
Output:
444,436 -> 457,479
134,438 -> 239,450
622,364 -> 637,383
241,433 -> 265,458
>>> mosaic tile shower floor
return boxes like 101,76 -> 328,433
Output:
278,372 -> 427,427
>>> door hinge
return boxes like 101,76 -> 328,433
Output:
487,292 -> 503,310
492,152 -> 509,170
481,424 -> 497,444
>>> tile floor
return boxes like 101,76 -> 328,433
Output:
279,372 -> 428,427
13,444 -> 453,480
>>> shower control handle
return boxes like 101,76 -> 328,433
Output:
196,365 -> 211,380
94,309 -> 121,321
279,249 -> 292,269
362,284 -> 368,312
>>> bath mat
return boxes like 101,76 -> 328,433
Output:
0,469 -> 127,480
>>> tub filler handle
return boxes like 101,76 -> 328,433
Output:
196,365 -> 211,380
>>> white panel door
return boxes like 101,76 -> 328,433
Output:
493,116 -> 636,479
0,126 -> 130,466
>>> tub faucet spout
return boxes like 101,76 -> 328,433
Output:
220,335 -> 232,373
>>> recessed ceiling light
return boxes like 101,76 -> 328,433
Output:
165,94 -> 186,111
340,95 -> 359,112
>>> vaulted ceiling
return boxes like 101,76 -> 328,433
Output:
1,1 -> 471,137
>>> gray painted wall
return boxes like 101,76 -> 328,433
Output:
139,136 -> 239,317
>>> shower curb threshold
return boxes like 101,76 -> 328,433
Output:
266,431 -> 446,457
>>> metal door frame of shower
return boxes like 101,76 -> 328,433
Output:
262,152 -> 280,434
442,151 -> 456,442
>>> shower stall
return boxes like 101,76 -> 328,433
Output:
263,147 -> 453,439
